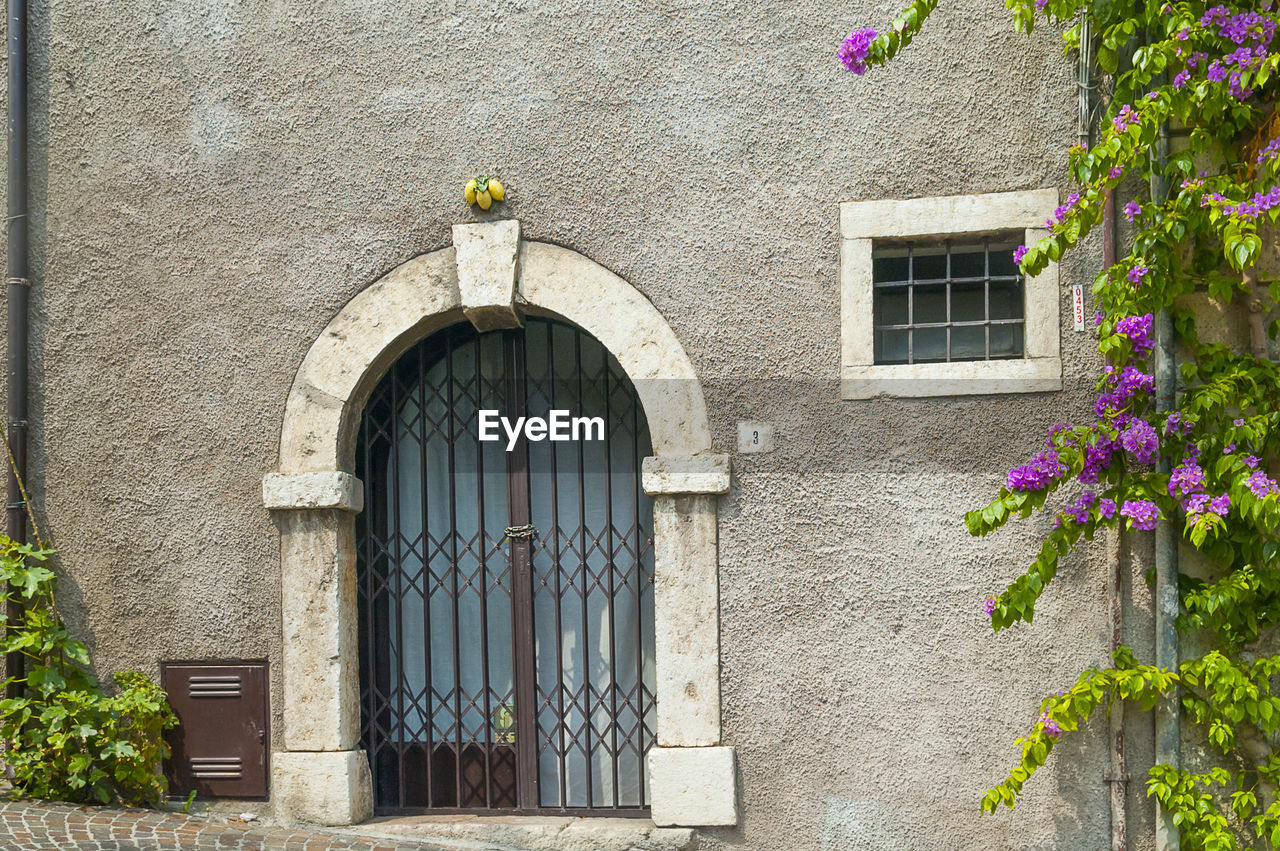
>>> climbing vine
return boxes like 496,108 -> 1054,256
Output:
843,0 -> 1280,846
0,510 -> 175,805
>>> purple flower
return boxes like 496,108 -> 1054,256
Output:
1045,422 -> 1074,448
1127,265 -> 1150,284
1109,167 -> 1123,179
1225,443 -> 1236,454
1173,70 -> 1191,89
1063,490 -> 1099,524
1243,455 -> 1260,469
1078,438 -> 1117,484
1013,244 -> 1028,265
1124,201 -> 1142,222
838,28 -> 877,74
1233,418 -> 1245,426
1008,449 -> 1068,492
1220,186 -> 1280,220
1208,61 -> 1228,82
1246,470 -> 1279,497
1201,6 -> 1277,47
1099,498 -> 1117,519
1046,194 -> 1083,228
1121,419 -> 1160,465
1095,366 -> 1155,423
984,597 -> 997,617
1226,46 -> 1256,67
1038,711 -> 1063,739
1112,104 -> 1140,132
1187,491 -> 1230,519
1121,499 -> 1159,530
1095,310 -> 1106,326
1115,313 -> 1155,356
1184,492 -> 1211,515
1165,412 -> 1192,436
1168,459 -> 1206,498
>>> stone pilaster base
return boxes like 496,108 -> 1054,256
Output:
648,746 -> 738,827
272,750 -> 373,827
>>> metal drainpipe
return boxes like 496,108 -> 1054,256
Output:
5,0 -> 29,700
1083,18 -> 1130,847
1102,187 -> 1129,851
1148,69 -> 1182,851
1080,17 -> 1093,148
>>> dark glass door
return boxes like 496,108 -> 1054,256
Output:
356,317 -> 656,815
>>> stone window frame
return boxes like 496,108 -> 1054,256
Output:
840,189 -> 1063,399
260,220 -> 738,833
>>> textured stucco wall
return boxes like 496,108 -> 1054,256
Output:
3,0 -> 1163,846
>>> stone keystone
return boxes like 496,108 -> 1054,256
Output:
452,219 -> 523,331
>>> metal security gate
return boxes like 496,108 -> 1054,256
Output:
356,317 -> 656,815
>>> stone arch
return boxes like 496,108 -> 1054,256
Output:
262,222 -> 737,831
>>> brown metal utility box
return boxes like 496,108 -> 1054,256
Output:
161,662 -> 269,799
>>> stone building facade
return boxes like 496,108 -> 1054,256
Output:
2,0 -> 1171,847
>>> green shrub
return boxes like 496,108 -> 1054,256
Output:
0,536 -> 176,805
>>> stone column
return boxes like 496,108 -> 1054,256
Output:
641,454 -> 739,828
263,472 -> 373,826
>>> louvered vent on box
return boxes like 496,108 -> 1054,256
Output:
161,662 -> 268,799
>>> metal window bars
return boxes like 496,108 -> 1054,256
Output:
355,318 -> 656,816
871,234 -> 1026,365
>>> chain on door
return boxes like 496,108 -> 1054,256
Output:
356,317 -> 656,814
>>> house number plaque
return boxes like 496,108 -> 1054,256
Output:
737,421 -> 775,454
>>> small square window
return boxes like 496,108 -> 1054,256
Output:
870,234 -> 1026,365
840,189 -> 1062,399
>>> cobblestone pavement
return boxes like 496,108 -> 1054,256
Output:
0,799 -> 458,850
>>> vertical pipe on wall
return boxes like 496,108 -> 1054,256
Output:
1079,17 -> 1092,148
1149,87 -> 1182,851
1088,17 -> 1130,844
1243,266 -> 1270,358
1102,187 -> 1128,851
4,0 -> 29,699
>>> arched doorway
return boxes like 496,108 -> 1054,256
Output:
355,316 -> 657,814
264,231 -> 736,830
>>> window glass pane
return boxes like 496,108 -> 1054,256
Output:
989,280 -> 1024,320
951,281 -> 985,322
913,284 -> 946,324
868,232 -> 1027,364
875,329 -> 909,364
874,289 -> 909,326
989,243 -> 1021,278
990,324 -> 1025,358
913,327 -> 947,363
950,247 -> 986,278
872,253 -> 909,283
951,325 -> 986,360
912,246 -> 947,280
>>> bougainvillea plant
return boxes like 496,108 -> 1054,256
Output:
844,0 -> 1280,845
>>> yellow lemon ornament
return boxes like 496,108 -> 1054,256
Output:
464,175 -> 506,209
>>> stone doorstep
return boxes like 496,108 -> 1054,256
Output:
322,814 -> 696,851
